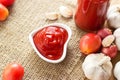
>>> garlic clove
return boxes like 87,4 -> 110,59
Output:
107,5 -> 120,29
45,12 -> 59,20
114,61 -> 120,80
102,35 -> 115,47
59,6 -> 73,18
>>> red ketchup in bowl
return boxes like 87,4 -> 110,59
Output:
33,26 -> 68,60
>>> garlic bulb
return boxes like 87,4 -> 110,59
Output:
107,5 -> 120,29
59,6 -> 73,18
113,28 -> 120,51
82,53 -> 113,80
114,61 -> 120,80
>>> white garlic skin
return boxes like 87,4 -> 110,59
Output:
114,61 -> 120,80
45,12 -> 59,20
59,6 -> 73,18
107,5 -> 120,29
113,28 -> 120,51
82,53 -> 112,80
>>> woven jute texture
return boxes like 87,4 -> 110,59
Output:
0,0 -> 119,80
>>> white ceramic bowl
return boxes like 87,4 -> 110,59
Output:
29,23 -> 72,63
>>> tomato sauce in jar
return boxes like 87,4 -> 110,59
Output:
74,0 -> 110,32
33,26 -> 68,60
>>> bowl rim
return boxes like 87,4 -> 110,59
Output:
29,23 -> 72,63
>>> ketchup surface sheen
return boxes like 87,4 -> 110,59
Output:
33,26 -> 68,60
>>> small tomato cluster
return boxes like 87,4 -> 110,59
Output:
0,0 -> 15,21
79,27 -> 118,59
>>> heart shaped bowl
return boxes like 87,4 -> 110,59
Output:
29,23 -> 72,63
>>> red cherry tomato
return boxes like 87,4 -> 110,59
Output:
79,33 -> 101,55
0,3 -> 9,21
0,0 -> 15,7
2,63 -> 24,80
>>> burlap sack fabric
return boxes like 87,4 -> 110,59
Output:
0,0 -> 119,80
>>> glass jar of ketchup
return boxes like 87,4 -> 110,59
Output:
74,0 -> 110,32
